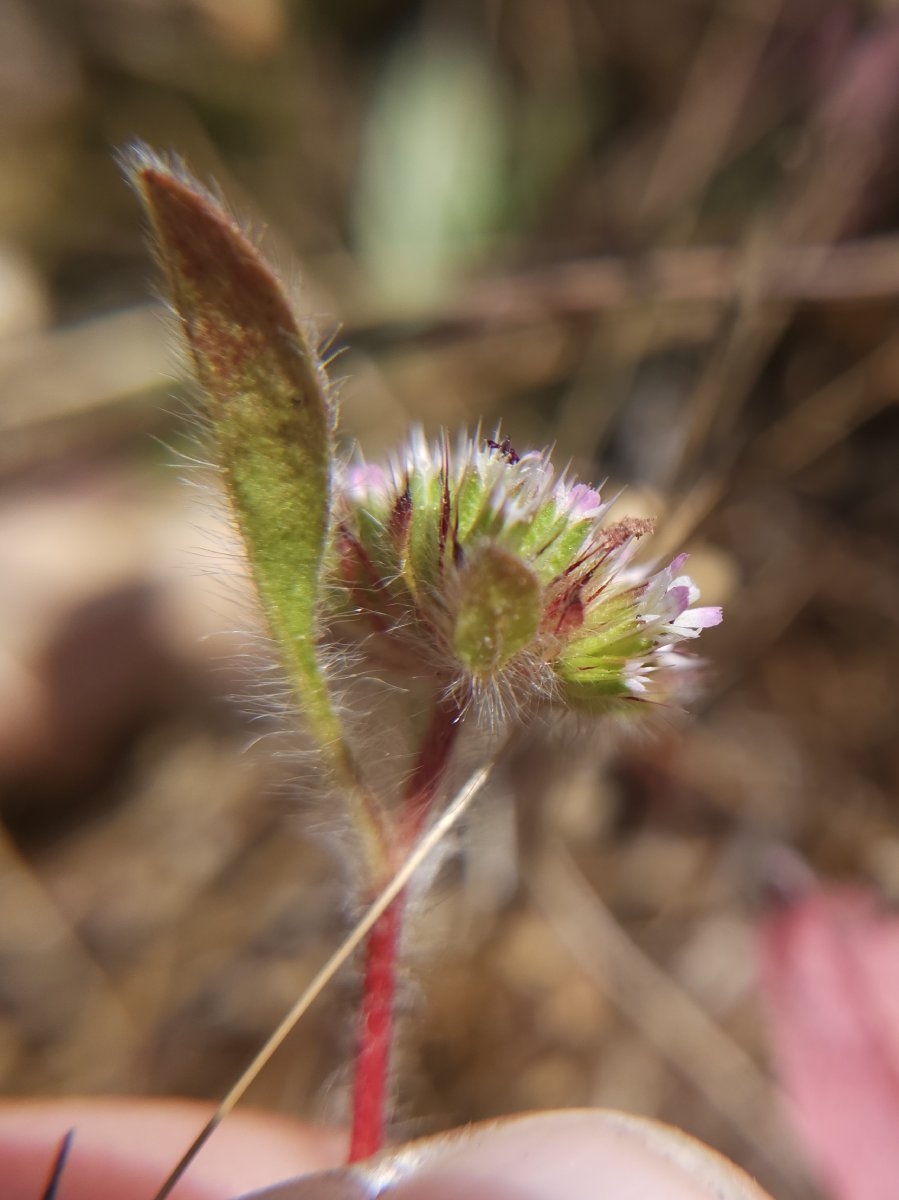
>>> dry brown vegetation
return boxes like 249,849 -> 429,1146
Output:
2,3 -> 899,1197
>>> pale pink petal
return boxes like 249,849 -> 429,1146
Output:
675,606 -> 723,630
665,584 -> 692,618
344,463 -> 389,497
565,482 -> 604,519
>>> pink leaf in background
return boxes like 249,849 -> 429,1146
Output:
759,885 -> 899,1200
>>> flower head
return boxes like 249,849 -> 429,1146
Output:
328,430 -> 721,725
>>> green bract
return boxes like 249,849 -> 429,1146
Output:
453,545 -> 542,675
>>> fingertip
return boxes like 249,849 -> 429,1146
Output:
253,1111 -> 773,1200
378,1111 -> 766,1200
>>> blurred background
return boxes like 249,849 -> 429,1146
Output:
2,2 -> 899,1196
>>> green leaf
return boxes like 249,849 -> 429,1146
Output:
127,149 -> 389,874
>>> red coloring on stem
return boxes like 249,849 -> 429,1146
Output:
348,896 -> 402,1162
347,697 -> 461,1163
403,698 -> 463,838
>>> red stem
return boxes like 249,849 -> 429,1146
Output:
348,896 -> 401,1161
348,696 -> 461,1162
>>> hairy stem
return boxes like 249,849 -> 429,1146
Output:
348,695 -> 462,1162
348,896 -> 402,1162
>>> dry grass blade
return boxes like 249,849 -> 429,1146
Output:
149,764 -> 491,1200
671,20 -> 899,492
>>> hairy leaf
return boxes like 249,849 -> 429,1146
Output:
128,149 -> 387,870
